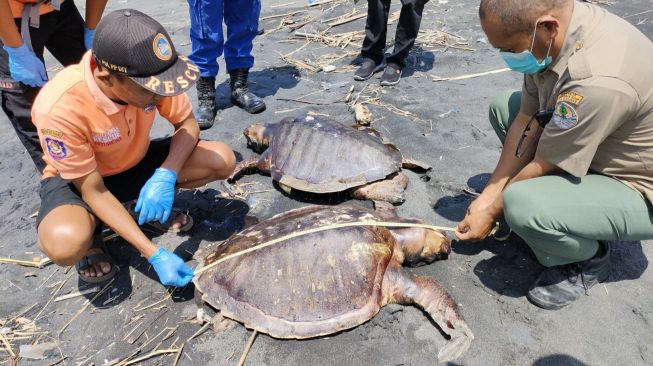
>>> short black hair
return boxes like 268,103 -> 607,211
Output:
94,55 -> 126,79
479,0 -> 568,35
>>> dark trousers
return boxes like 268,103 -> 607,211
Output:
0,0 -> 86,171
361,0 -> 428,69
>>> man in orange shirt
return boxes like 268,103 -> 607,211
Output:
32,9 -> 236,286
0,0 -> 107,170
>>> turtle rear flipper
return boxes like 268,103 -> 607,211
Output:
377,141 -> 430,172
401,157 -> 432,172
383,266 -> 474,363
351,173 -> 408,203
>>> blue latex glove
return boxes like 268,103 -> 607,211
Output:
135,168 -> 177,225
148,248 -> 194,286
2,43 -> 47,87
84,27 -> 95,50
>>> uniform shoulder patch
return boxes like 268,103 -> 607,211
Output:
557,91 -> 584,105
552,102 -> 579,129
45,137 -> 67,160
40,128 -> 64,138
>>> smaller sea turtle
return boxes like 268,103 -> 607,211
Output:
194,205 -> 473,363
228,116 -> 431,204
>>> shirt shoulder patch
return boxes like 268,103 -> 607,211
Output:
40,128 -> 64,139
557,91 -> 584,105
552,101 -> 579,130
45,137 -> 68,160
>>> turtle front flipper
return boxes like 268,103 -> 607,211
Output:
383,266 -> 473,363
401,157 -> 432,172
228,152 -> 272,182
351,173 -> 408,203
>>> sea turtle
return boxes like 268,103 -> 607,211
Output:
194,205 -> 474,363
228,116 -> 431,204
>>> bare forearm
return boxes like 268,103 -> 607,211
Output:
456,113 -> 558,240
84,0 -> 108,29
510,158 -> 559,185
74,173 -> 158,258
483,112 -> 538,199
0,0 -> 22,48
84,191 -> 158,257
161,117 -> 200,174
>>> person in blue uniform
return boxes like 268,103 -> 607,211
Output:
187,0 -> 266,130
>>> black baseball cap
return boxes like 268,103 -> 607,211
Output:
92,9 -> 199,96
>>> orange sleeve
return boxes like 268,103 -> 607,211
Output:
8,0 -> 63,18
157,93 -> 193,126
35,107 -> 97,180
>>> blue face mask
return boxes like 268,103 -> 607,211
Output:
500,22 -> 553,74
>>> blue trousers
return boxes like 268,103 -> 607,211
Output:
187,0 -> 261,77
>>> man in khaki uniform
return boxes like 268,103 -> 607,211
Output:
456,0 -> 653,309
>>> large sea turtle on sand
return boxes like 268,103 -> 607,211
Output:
228,116 -> 431,204
194,205 -> 474,363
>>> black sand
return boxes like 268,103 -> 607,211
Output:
1,0 -> 652,365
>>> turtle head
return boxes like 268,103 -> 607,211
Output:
244,123 -> 275,153
398,229 -> 451,267
423,230 -> 451,261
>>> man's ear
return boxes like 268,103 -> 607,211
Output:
95,64 -> 115,87
539,15 -> 560,39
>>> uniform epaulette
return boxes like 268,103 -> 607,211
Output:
566,48 -> 592,81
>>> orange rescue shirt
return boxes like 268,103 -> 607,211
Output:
32,51 -> 192,180
9,0 -> 63,18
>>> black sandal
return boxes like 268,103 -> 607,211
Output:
139,208 -> 194,234
126,203 -> 194,234
102,206 -> 194,242
75,235 -> 117,284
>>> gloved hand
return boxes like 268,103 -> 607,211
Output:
84,27 -> 96,50
148,248 -> 194,286
2,43 -> 47,87
135,168 -> 177,225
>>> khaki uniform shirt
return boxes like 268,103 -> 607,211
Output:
520,1 -> 653,204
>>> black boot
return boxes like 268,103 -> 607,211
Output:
195,76 -> 216,130
229,68 -> 266,114
527,241 -> 612,310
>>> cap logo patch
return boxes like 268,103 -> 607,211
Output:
153,33 -> 172,61
45,137 -> 67,160
552,102 -> 579,129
